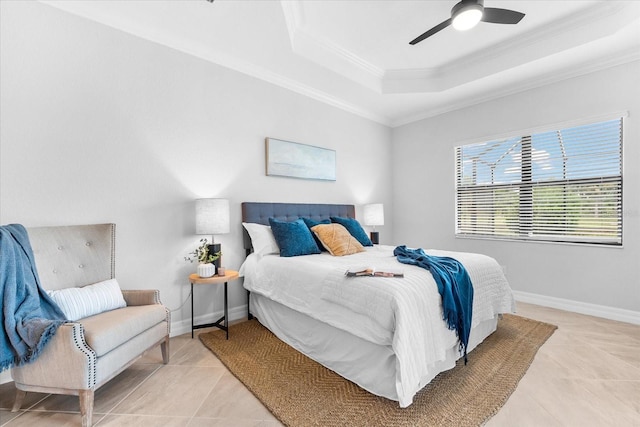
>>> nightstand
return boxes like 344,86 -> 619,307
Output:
189,270 -> 239,339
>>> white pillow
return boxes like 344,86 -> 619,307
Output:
242,222 -> 279,257
47,278 -> 127,321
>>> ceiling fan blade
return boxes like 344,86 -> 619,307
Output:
481,8 -> 525,24
409,18 -> 452,45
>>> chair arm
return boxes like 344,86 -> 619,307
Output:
121,290 -> 171,337
121,289 -> 162,306
11,323 -> 97,390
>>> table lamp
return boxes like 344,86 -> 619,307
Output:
363,203 -> 384,244
195,198 -> 230,268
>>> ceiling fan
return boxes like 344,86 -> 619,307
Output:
409,0 -> 525,45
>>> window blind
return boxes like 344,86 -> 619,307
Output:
455,118 -> 623,245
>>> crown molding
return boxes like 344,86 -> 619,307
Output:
280,0 -> 303,47
281,1 -> 384,92
288,27 -> 384,92
34,1 -> 640,129
285,1 -> 637,95
391,48 -> 640,128
40,0 -> 391,126
437,1 -> 630,77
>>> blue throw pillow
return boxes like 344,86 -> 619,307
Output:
268,218 -> 321,257
330,216 -> 373,246
301,217 -> 331,251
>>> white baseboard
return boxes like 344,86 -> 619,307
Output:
169,304 -> 248,337
513,290 -> 640,325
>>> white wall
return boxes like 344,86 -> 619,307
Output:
392,61 -> 640,317
0,1 -> 393,339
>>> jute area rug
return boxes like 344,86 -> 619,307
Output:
199,314 -> 556,427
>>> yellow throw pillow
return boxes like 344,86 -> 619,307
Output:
311,224 -> 365,256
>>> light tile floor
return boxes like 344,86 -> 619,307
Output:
1,302 -> 638,426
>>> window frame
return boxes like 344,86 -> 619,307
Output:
454,114 -> 625,247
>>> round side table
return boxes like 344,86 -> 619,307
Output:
188,270 -> 239,339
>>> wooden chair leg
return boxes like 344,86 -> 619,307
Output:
11,389 -> 26,412
161,336 -> 170,364
79,389 -> 94,427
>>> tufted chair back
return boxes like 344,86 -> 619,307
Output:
27,224 -> 115,290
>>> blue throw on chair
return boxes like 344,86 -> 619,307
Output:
394,245 -> 474,362
1,224 -> 66,371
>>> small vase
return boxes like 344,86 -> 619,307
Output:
197,263 -> 216,278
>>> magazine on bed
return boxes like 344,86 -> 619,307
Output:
345,266 -> 404,278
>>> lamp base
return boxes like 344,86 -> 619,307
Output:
370,231 -> 379,245
207,243 -> 221,268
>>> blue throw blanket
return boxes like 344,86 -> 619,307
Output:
1,224 -> 67,372
394,245 -> 474,363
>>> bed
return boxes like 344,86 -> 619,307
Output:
240,202 -> 515,408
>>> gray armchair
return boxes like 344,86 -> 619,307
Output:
10,224 -> 170,427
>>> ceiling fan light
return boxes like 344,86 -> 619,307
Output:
452,5 -> 483,31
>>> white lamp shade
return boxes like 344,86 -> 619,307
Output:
195,199 -> 230,235
363,203 -> 384,226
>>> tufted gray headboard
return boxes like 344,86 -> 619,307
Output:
27,224 -> 116,291
241,202 -> 355,252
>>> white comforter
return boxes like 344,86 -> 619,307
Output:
241,245 -> 515,407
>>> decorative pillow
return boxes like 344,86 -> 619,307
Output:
268,218 -> 321,257
311,224 -> 365,256
47,278 -> 127,321
242,222 -> 280,257
301,217 -> 331,251
330,216 -> 373,246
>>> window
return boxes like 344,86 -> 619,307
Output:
455,118 -> 623,245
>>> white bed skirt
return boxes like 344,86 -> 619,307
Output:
250,292 -> 499,406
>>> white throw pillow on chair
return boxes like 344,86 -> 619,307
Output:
47,278 -> 126,321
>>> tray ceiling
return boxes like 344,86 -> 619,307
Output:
40,0 -> 640,127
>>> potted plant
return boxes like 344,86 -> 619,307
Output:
185,238 -> 221,277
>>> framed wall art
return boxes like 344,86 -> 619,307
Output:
265,138 -> 336,181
